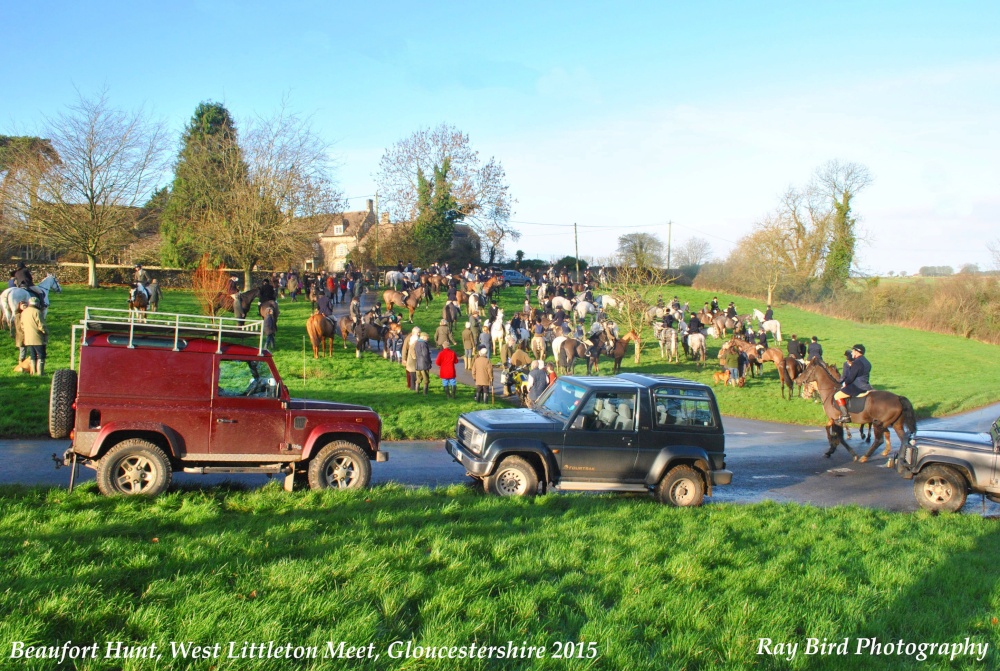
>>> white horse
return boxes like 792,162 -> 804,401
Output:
653,323 -> 679,363
490,309 -> 506,354
384,270 -> 404,288
551,296 -> 573,312
597,295 -> 618,310
646,306 -> 666,323
468,293 -> 481,315
687,332 -> 707,366
536,282 -> 548,303
2,274 -> 62,333
574,300 -> 596,323
761,320 -> 782,342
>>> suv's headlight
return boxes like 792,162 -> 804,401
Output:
469,431 -> 486,455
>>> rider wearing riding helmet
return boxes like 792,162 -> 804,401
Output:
834,344 -> 873,424
14,261 -> 33,289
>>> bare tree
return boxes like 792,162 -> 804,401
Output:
616,232 -> 665,270
988,239 -> 1000,271
737,221 -> 786,305
601,265 -> 657,364
212,106 -> 343,285
1,91 -> 167,286
375,124 -> 516,263
673,236 -> 713,267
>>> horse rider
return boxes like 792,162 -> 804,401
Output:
787,334 -> 806,364
710,296 -> 720,314
316,289 -> 333,318
14,261 -> 34,289
756,328 -> 768,350
531,319 -> 546,361
807,336 -> 823,362
349,295 -> 362,325
834,344 -> 872,424
259,277 -> 276,304
764,305 -> 774,321
726,302 -> 737,319
226,275 -> 241,302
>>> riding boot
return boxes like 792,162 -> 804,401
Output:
28,359 -> 36,375
423,382 -> 428,395
37,360 -> 45,376
835,399 -> 850,425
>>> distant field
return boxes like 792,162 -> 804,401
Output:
1,282 -> 999,438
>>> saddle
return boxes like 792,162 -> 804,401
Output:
26,286 -> 48,308
846,393 -> 871,414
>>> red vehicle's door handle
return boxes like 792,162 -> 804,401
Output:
216,418 -> 237,424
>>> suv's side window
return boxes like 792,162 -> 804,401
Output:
654,388 -> 716,428
573,392 -> 638,431
217,359 -> 277,398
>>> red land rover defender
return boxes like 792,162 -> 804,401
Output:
51,307 -> 387,496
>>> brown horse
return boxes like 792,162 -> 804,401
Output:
305,313 -> 337,358
583,330 -> 639,375
128,285 -> 148,322
383,286 -> 425,322
557,338 -> 590,374
212,287 -> 260,319
797,358 -> 916,462
336,316 -> 356,349
781,357 -> 804,401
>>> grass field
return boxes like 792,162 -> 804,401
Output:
1,483 -> 997,670
2,282 -> 999,438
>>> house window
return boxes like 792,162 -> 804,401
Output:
336,244 -> 349,257
333,225 -> 344,235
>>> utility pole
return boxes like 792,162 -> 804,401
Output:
666,219 -> 673,271
574,222 -> 580,282
374,191 -> 380,282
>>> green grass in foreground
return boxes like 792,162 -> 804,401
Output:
1,484 -> 998,670
2,284 -> 999,438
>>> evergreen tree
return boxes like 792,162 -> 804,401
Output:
411,159 -> 461,263
159,102 -> 243,268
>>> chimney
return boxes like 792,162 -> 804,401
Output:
367,199 -> 374,213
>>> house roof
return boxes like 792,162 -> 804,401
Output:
318,210 -> 374,238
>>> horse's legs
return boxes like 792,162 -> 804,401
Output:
824,422 -> 838,457
859,421 -> 885,463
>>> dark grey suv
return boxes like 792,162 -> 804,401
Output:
445,374 -> 732,506
895,417 -> 1000,512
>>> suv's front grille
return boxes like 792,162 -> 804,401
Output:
457,421 -> 473,445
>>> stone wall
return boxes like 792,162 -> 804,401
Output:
10,263 -> 273,289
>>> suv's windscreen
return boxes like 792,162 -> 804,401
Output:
217,359 -> 279,398
536,379 -> 587,421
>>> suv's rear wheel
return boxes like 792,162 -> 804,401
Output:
308,441 -> 371,490
914,464 -> 967,512
96,439 -> 172,497
657,465 -> 705,507
49,368 -> 77,439
485,456 -> 538,497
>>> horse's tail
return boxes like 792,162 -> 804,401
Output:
899,396 -> 917,437
305,316 -> 321,351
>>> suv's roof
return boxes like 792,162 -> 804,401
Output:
562,374 -> 711,391
85,332 -> 266,357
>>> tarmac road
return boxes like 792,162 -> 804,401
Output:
3,404 -> 998,513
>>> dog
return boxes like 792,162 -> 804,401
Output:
713,370 -> 730,385
736,375 -> 746,387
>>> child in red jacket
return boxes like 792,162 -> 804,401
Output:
435,343 -> 459,398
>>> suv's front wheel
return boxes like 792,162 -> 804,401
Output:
485,456 -> 538,497
96,439 -> 172,496
656,465 -> 705,507
914,464 -> 967,512
308,441 -> 372,490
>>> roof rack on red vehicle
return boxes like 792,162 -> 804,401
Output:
70,307 -> 265,369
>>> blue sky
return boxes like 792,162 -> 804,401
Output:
3,1 -> 998,272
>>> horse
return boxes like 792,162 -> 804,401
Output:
490,310 -> 506,355
306,313 -> 338,358
383,286 -> 425,322
603,330 -> 638,374
797,358 -> 917,462
574,301 -> 596,323
482,275 -> 502,298
128,285 -> 148,322
2,274 -> 62,332
557,337 -> 590,375
212,287 -> 260,319
645,306 -> 666,323
653,323 -> 679,363
687,332 -> 707,366
468,292 -> 482,315
336,316 -> 357,349
551,296 -> 573,312
781,356 -> 804,400
596,295 -> 618,310
354,322 -> 391,357
384,270 -> 404,289
442,301 -> 460,330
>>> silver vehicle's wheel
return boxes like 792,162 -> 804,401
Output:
308,441 -> 372,490
914,465 -> 967,513
656,465 -> 705,507
485,456 -> 538,497
96,439 -> 172,497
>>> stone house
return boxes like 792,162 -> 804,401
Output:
311,199 -> 387,272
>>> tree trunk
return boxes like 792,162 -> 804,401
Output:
244,268 -> 254,289
87,254 -> 98,288
767,285 -> 773,306
634,336 -> 642,364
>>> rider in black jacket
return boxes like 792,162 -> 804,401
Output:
834,344 -> 873,424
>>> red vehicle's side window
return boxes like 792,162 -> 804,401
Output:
216,359 -> 279,399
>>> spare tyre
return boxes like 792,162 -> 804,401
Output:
49,368 -> 78,439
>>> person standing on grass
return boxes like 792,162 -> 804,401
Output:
461,321 -> 475,369
13,300 -> 28,370
403,327 -> 421,391
262,307 -> 277,351
21,296 -> 47,375
435,343 -> 459,398
414,332 -> 432,395
147,279 -> 162,312
472,347 -> 494,403
725,347 -> 740,387
435,319 -> 455,349
545,362 -> 557,385
478,327 -> 492,359
527,360 -> 549,406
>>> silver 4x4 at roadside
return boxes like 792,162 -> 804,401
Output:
895,416 -> 1000,512
446,374 -> 732,506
